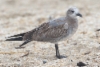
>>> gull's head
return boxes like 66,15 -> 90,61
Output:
67,7 -> 82,18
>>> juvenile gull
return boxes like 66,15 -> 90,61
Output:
6,7 -> 82,59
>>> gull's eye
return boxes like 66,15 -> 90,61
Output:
71,10 -> 74,13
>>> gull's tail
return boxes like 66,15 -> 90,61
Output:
6,33 -> 26,41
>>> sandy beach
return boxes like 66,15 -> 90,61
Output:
0,0 -> 100,67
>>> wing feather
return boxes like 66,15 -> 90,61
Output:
32,22 -> 68,42
23,17 -> 68,42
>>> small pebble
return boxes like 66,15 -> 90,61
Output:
43,61 -> 47,64
77,61 -> 86,67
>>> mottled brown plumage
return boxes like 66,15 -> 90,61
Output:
22,21 -> 68,43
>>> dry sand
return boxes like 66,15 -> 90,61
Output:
0,0 -> 100,67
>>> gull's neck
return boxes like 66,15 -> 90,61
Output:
65,16 -> 78,24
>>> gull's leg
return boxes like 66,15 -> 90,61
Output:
55,44 -> 60,58
15,40 -> 30,49
55,44 -> 66,59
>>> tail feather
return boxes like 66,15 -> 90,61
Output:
6,33 -> 26,41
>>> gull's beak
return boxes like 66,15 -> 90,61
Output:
76,13 -> 82,17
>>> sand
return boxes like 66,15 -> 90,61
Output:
0,0 -> 100,67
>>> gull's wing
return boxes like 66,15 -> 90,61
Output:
24,18 -> 68,42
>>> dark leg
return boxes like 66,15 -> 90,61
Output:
15,40 -> 30,49
55,44 -> 60,58
55,44 -> 66,59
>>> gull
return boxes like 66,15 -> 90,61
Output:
6,7 -> 82,59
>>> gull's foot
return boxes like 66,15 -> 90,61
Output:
56,55 -> 67,59
15,46 -> 25,49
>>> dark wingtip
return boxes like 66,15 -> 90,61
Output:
5,33 -> 26,41
5,37 -> 23,41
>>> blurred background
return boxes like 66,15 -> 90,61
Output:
0,0 -> 100,67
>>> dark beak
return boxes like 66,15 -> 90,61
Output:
76,13 -> 82,17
